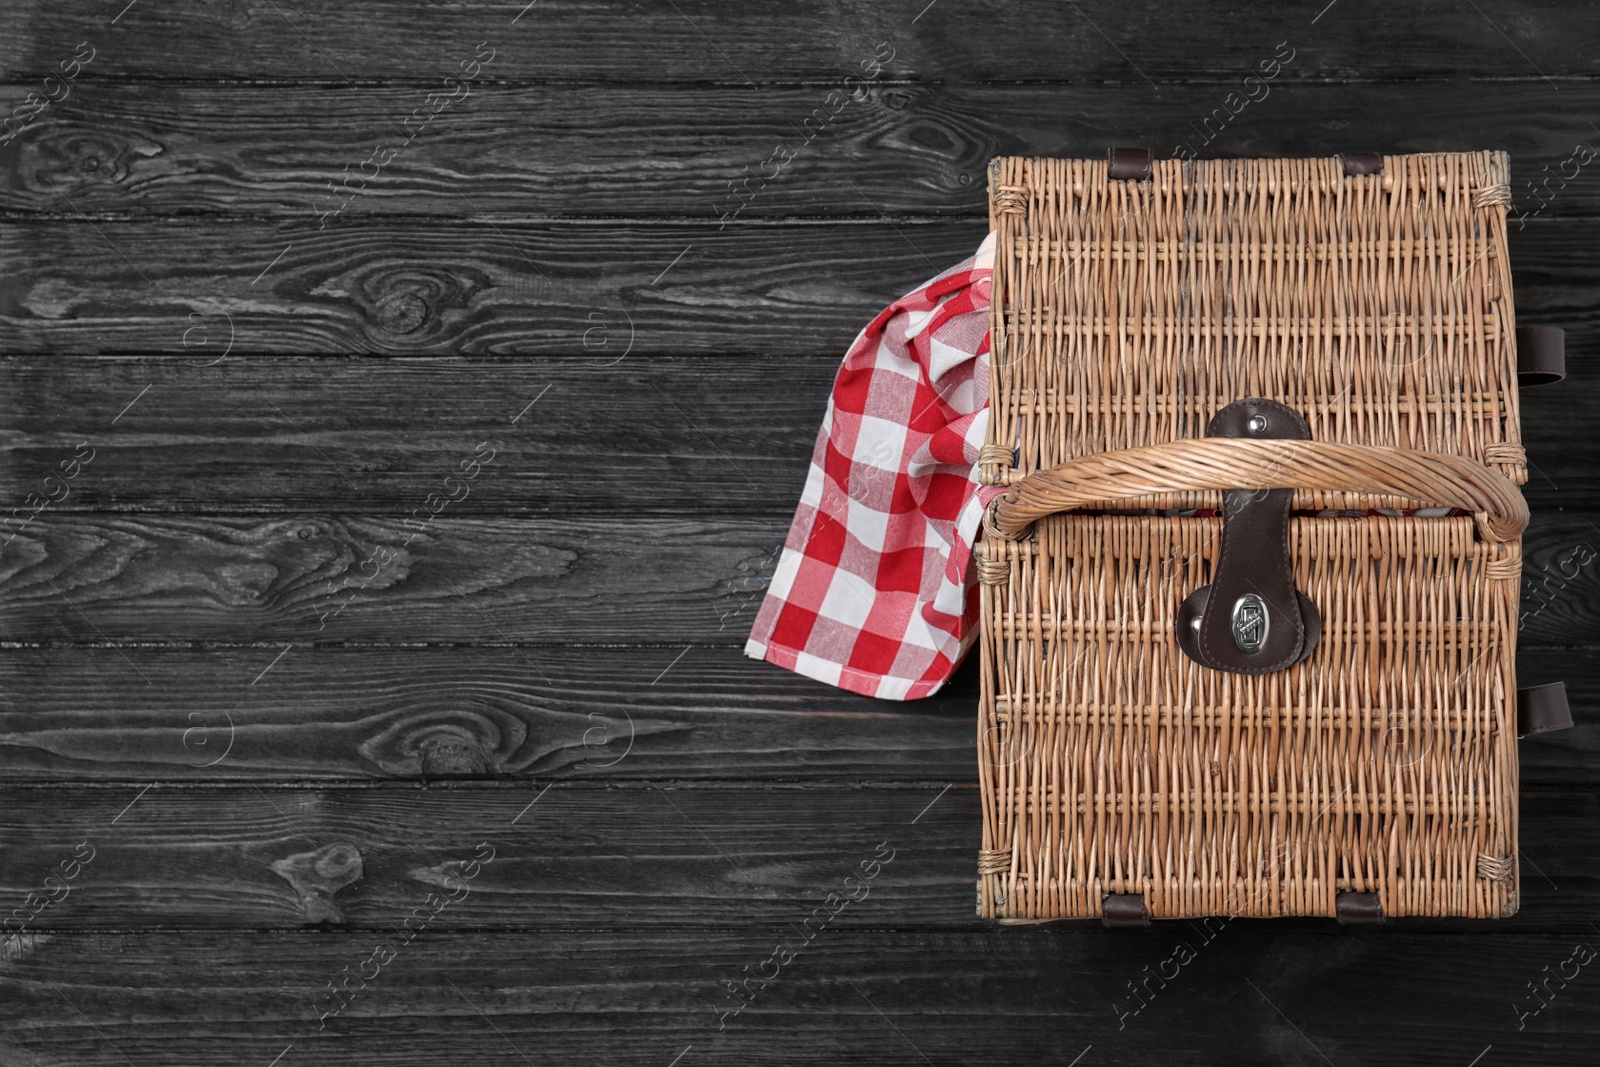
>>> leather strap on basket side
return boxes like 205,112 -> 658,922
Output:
1519,681 -> 1574,736
1108,147 -> 1153,181
1102,893 -> 1151,928
1175,400 -> 1320,675
1340,152 -> 1384,176
1336,891 -> 1384,924
1517,326 -> 1566,386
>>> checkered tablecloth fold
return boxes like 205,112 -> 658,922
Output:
744,235 -> 1000,700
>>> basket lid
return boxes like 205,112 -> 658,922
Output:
983,151 -> 1523,512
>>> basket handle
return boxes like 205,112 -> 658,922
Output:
986,438 -> 1528,543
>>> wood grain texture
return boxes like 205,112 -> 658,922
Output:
0,356 -> 830,516
6,928 -> 1597,1067
1,0 -> 1596,1058
0,217 -> 1592,355
5,80 -> 1600,219
4,0 -> 1597,81
0,644 -> 978,782
0,218 -> 989,355
6,511 -> 1600,646
0,513 -> 791,645
1,781 -> 978,929
0,782 -> 1593,931
0,645 -> 1587,784
0,354 -> 1593,516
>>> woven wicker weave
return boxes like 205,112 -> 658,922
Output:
977,152 -> 1525,921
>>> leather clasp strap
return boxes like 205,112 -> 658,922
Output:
1176,399 -> 1322,675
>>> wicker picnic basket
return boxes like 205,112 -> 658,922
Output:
975,150 -> 1572,924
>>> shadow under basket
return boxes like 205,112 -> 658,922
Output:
975,150 -> 1573,924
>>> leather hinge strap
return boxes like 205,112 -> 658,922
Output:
1336,891 -> 1384,924
1519,681 -> 1574,737
1107,147 -> 1153,181
1517,325 -> 1566,387
1176,399 -> 1322,675
1102,893 -> 1151,928
1340,152 -> 1384,176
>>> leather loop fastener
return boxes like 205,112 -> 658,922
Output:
1108,147 -> 1153,181
1516,325 -> 1566,387
1102,893 -> 1151,928
1518,681 -> 1574,737
1340,152 -> 1384,176
1175,399 -> 1321,676
1336,891 -> 1384,924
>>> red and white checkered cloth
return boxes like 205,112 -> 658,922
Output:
745,234 -> 1001,700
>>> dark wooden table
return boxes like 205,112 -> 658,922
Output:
2,2 -> 1596,1064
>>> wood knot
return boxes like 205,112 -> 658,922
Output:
376,291 -> 430,335
269,842 -> 365,923
358,266 -> 467,346
419,732 -> 496,778
14,125 -> 146,211
358,709 -> 526,778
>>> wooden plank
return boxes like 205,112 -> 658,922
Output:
0,356 -> 831,516
0,513 -> 790,645
3,0 -> 1595,81
6,927 -> 1593,1067
3,928 -> 1599,1066
0,352 -> 1594,516
0,217 -> 1590,355
5,511 -> 1600,645
0,782 -> 1593,930
0,644 -> 1590,784
0,643 -> 980,782
4,80 -> 1600,219
0,218 -> 989,355
0,781 -> 979,930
